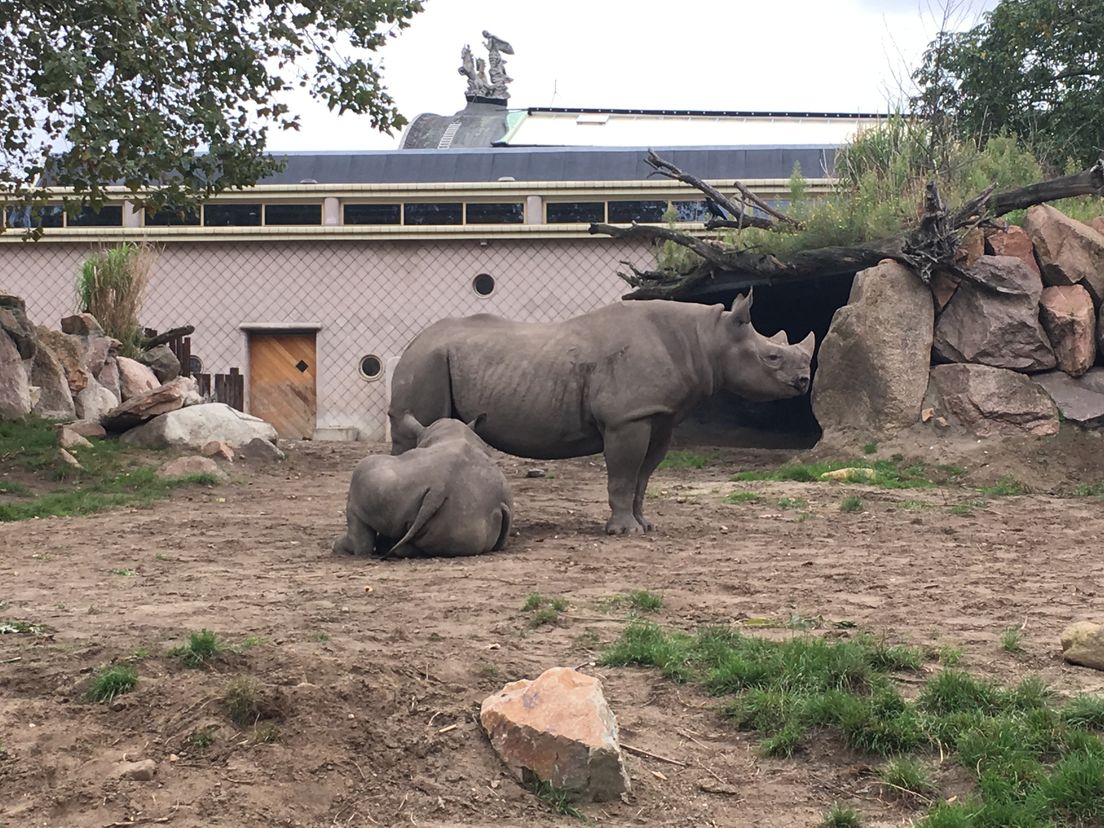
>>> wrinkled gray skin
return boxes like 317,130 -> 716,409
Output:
389,292 -> 814,535
333,415 -> 513,558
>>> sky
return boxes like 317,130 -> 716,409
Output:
267,0 -> 1002,153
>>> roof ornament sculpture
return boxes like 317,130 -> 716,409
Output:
459,31 -> 513,102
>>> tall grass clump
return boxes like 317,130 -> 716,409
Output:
76,243 -> 157,357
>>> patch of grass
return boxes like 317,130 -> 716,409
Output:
732,458 -> 954,489
0,480 -> 31,496
311,631 -> 330,642
820,803 -> 861,827
110,568 -> 137,576
523,594 -> 569,627
222,676 -> 283,728
778,496 -> 808,510
252,723 -> 281,744
627,590 -> 663,612
898,499 -> 932,510
1072,481 -> 1104,497
938,646 -> 963,667
840,495 -> 864,513
602,622 -> 1104,824
529,778 -> 584,819
724,490 -> 762,504
658,450 -> 711,470
87,664 -> 138,703
862,441 -> 878,455
1001,626 -> 1024,653
948,501 -> 982,516
0,620 -> 48,635
980,478 -> 1027,496
476,662 -> 501,681
169,629 -> 224,668
185,727 -> 216,751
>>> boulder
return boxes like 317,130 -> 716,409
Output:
930,270 -> 960,312
155,456 -> 227,481
1033,369 -> 1104,427
60,313 -> 104,337
101,376 -> 201,432
1039,285 -> 1096,376
201,440 -> 235,462
480,667 -> 630,802
0,305 -> 36,360
36,328 -> 88,394
57,448 -> 83,472
1088,217 -> 1104,236
929,363 -> 1060,438
985,224 -> 1040,277
82,335 -> 119,377
1060,621 -> 1104,671
116,759 -> 157,782
1023,204 -> 1104,304
933,255 -> 1055,372
237,437 -> 286,462
58,427 -> 93,450
96,357 -> 122,404
116,356 -> 159,400
75,377 -> 121,423
121,403 -> 278,450
30,340 -> 76,420
812,260 -> 934,440
956,226 -> 985,268
139,344 -> 181,383
68,420 -> 107,439
0,331 -> 32,419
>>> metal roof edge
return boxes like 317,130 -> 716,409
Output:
525,107 -> 893,119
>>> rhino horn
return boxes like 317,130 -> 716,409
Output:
467,412 -> 487,432
768,330 -> 789,345
730,288 -> 753,324
399,412 -> 426,441
797,332 -> 816,357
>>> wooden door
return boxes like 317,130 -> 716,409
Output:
248,332 -> 317,439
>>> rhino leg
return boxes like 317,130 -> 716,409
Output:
602,420 -> 651,535
333,513 -> 378,556
633,420 -> 673,532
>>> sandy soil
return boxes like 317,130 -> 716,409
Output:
3,440 -> 1104,828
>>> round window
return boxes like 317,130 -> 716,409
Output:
188,355 -> 203,374
472,272 -> 496,297
359,354 -> 383,381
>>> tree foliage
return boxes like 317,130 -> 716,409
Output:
912,0 -> 1104,168
1,0 -> 423,223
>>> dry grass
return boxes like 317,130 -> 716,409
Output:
77,242 -> 157,357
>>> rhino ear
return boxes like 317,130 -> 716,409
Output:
730,289 -> 753,324
399,412 -> 426,442
768,330 -> 788,345
466,412 -> 487,432
798,332 -> 816,357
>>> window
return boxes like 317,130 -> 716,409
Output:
359,354 -> 383,380
344,203 -> 401,225
472,273 -> 496,296
67,206 -> 123,227
466,202 -> 524,224
403,202 -> 463,225
607,200 -> 668,223
145,207 -> 200,226
204,204 -> 262,226
546,202 -> 605,223
4,206 -> 64,228
188,355 -> 204,374
264,203 -> 322,225
673,200 -> 711,222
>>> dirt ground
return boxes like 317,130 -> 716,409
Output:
3,437 -> 1104,828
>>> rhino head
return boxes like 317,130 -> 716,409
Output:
713,289 -> 814,401
399,412 -> 492,453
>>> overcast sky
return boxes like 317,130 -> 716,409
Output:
267,0 -> 1001,152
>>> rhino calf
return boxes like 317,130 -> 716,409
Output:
333,415 -> 512,558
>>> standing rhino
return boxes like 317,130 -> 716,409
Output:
333,415 -> 512,558
388,292 -> 813,535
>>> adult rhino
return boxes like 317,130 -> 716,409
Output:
388,293 -> 813,535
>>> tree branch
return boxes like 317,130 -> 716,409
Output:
644,150 -> 777,230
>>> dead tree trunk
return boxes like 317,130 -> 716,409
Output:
592,153 -> 1104,300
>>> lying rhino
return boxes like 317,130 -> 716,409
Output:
388,292 -> 813,535
333,415 -> 513,558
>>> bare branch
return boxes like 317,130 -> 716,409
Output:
644,150 -> 777,230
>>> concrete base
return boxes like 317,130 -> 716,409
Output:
312,427 -> 361,442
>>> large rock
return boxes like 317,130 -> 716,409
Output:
75,377 -> 122,423
1039,285 -> 1096,376
96,357 -> 122,404
933,255 -> 1055,373
155,455 -> 227,482
1060,621 -> 1104,671
930,363 -> 1060,437
30,342 -> 76,421
812,260 -> 934,440
1088,217 -> 1104,236
101,376 -> 201,432
985,224 -> 1040,277
60,313 -> 104,337
480,667 -> 630,803
0,305 -> 36,361
0,330 -> 32,419
1033,369 -> 1104,427
82,335 -> 119,377
1024,204 -> 1104,304
36,328 -> 88,394
139,344 -> 181,383
120,403 -> 278,450
116,356 -> 159,400
237,436 -> 286,462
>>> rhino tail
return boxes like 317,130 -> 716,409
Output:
492,502 -> 512,551
391,486 -> 447,552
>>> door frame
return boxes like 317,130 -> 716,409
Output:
239,322 -> 323,428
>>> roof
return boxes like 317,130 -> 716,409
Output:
260,145 -> 838,185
